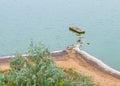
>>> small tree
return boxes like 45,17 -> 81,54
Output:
6,42 -> 68,86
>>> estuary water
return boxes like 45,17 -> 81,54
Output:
0,0 -> 120,70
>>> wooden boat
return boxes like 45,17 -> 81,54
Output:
69,27 -> 85,34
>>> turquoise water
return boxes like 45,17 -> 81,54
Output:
0,0 -> 120,70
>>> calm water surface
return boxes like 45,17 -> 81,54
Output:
0,0 -> 120,70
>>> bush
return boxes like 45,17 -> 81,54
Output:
64,68 -> 98,86
0,42 -> 98,86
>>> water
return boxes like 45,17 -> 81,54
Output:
0,0 -> 120,70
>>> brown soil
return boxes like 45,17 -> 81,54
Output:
52,49 -> 120,86
0,49 -> 120,86
0,58 -> 10,71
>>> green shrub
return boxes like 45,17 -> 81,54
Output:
64,68 -> 99,86
0,42 -> 98,86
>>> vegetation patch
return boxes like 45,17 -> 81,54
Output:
0,42 -> 98,86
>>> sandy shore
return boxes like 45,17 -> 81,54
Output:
0,47 -> 120,86
52,46 -> 120,86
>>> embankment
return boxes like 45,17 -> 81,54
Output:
0,45 -> 120,86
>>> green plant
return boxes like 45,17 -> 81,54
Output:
0,42 -> 67,86
64,68 -> 98,86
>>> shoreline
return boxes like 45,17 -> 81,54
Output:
0,46 -> 120,78
74,45 -> 120,79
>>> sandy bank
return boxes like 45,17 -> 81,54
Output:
52,45 -> 120,86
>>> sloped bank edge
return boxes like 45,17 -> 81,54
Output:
74,45 -> 120,79
0,47 -> 120,79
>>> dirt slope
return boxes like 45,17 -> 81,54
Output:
52,49 -> 120,86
